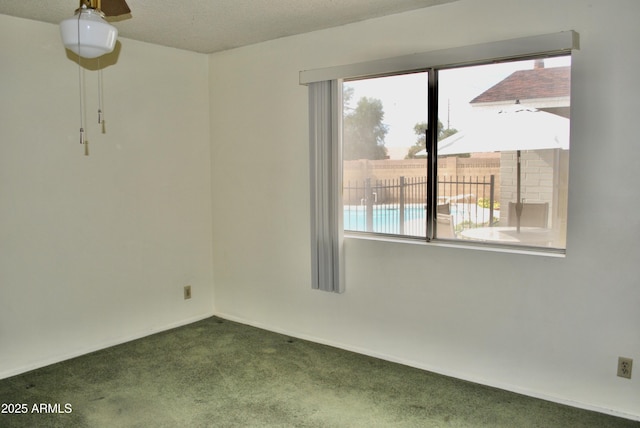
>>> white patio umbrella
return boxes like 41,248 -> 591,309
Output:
437,105 -> 569,155
416,104 -> 570,231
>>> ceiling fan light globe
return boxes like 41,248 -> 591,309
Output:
60,9 -> 118,59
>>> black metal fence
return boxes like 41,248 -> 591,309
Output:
343,175 -> 496,237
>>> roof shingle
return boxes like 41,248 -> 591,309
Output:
470,66 -> 570,104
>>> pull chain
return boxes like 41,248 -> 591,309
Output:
77,10 -> 87,155
98,58 -> 105,133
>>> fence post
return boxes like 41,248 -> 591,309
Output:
365,178 -> 373,232
489,174 -> 495,226
399,176 -> 405,235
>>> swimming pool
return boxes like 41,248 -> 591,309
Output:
343,204 -> 430,235
344,203 -> 494,236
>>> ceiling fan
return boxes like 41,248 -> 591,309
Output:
60,0 -> 131,59
60,0 -> 131,155
91,0 -> 131,18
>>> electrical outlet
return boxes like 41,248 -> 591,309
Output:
184,285 -> 192,300
617,357 -> 633,379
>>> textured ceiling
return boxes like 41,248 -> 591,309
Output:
0,0 -> 458,54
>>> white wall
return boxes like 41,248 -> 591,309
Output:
0,15 -> 214,377
1,0 -> 638,420
209,0 -> 640,420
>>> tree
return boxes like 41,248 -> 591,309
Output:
343,96 -> 388,160
406,122 -> 428,159
405,120 -> 459,158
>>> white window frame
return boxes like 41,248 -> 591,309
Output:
303,32 -> 579,291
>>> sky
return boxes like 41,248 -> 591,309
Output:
344,56 -> 571,149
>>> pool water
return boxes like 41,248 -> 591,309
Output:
344,204 -> 431,235
344,203 -> 493,236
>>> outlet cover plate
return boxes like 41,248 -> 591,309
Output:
617,357 -> 633,379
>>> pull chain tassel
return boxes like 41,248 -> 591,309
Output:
98,108 -> 106,134
80,127 -> 85,145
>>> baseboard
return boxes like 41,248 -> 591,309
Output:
213,311 -> 640,422
0,311 -> 215,380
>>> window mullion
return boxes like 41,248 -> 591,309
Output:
426,68 -> 438,241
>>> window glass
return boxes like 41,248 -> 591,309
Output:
342,55 -> 570,250
439,56 -> 570,248
343,72 -> 428,237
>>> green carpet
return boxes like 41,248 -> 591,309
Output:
0,317 -> 637,427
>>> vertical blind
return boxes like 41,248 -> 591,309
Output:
308,80 -> 344,293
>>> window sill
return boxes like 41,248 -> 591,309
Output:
344,232 -> 566,258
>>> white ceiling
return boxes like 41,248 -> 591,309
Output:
0,0 -> 458,54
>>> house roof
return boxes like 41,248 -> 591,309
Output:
470,65 -> 570,104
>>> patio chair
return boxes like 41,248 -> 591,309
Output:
507,202 -> 549,228
437,202 -> 451,214
436,213 -> 456,239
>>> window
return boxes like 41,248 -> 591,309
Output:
304,32 -> 577,291
342,55 -> 571,250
